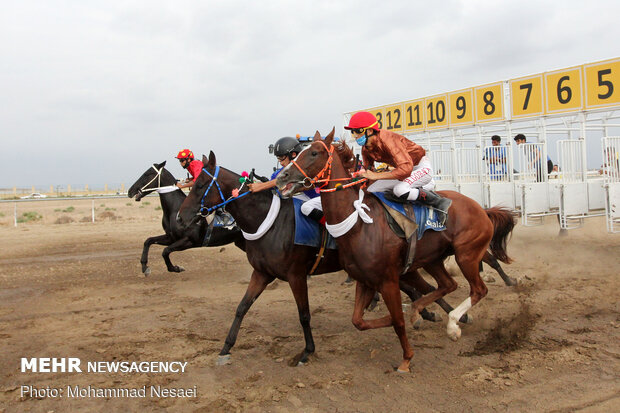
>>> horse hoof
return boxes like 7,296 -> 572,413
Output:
177,266 -> 185,272
410,311 -> 421,329
143,267 -> 151,277
216,355 -> 231,366
447,324 -> 462,341
297,361 -> 307,367
482,274 -> 496,283
506,277 -> 518,286
396,360 -> 411,373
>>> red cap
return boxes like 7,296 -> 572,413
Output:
345,111 -> 380,131
175,149 -> 194,160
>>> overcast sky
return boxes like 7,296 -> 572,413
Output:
2,0 -> 620,188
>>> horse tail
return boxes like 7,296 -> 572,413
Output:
485,207 -> 517,264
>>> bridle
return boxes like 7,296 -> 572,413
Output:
289,141 -> 367,192
290,140 -> 335,189
137,165 -> 178,196
197,166 -> 251,216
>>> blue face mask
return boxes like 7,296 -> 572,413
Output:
355,134 -> 367,146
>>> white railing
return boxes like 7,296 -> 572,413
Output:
602,136 -> 620,232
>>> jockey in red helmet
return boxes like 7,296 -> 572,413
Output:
345,111 -> 451,223
175,149 -> 204,190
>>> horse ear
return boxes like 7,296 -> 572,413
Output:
208,151 -> 217,167
313,131 -> 322,142
325,127 -> 335,145
159,160 -> 167,168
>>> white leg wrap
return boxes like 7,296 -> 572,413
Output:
447,297 -> 472,341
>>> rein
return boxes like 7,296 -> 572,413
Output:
290,141 -> 367,192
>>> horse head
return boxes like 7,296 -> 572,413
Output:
128,161 -> 175,201
276,128 -> 344,198
177,151 -> 236,228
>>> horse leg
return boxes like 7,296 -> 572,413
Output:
447,257 -> 488,341
482,251 -> 517,286
218,270 -> 274,365
408,262 -> 458,327
379,280 -> 414,373
287,271 -> 317,366
141,234 -> 172,276
162,237 -> 195,272
366,291 -> 380,312
351,281 -> 393,330
399,272 -> 441,325
402,270 -> 472,324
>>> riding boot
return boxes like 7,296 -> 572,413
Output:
416,189 -> 452,225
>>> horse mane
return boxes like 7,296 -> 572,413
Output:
333,141 -> 356,175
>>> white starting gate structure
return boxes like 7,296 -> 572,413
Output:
344,57 -> 620,233
602,136 -> 620,232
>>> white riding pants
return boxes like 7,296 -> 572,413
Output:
367,156 -> 435,200
299,196 -> 323,216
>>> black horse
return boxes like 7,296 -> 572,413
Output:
127,161 -> 244,276
177,152 -> 468,366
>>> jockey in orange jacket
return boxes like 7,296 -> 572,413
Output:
346,111 -> 451,224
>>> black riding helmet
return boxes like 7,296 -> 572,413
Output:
273,137 -> 303,159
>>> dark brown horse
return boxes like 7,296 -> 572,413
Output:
176,153 -> 467,366
275,129 -> 515,372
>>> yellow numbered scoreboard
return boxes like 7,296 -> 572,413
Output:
424,94 -> 448,129
348,57 -> 620,135
474,82 -> 504,123
403,99 -> 425,132
583,58 -> 620,109
510,74 -> 544,119
448,88 -> 474,126
384,104 -> 404,132
544,66 -> 583,114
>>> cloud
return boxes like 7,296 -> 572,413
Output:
1,0 -> 619,187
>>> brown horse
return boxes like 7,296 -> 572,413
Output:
275,129 -> 515,372
176,152 -> 462,366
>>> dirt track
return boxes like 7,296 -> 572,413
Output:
1,198 -> 619,412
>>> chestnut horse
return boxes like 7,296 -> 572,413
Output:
176,153 -> 469,366
275,129 -> 515,372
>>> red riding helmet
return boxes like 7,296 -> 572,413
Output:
345,111 -> 380,131
175,149 -> 194,160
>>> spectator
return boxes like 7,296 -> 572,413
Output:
484,135 -> 507,180
514,134 -> 552,182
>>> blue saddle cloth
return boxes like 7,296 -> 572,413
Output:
293,198 -> 337,249
372,192 -> 446,240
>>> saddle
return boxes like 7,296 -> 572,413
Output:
202,210 -> 237,246
372,191 -> 448,274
